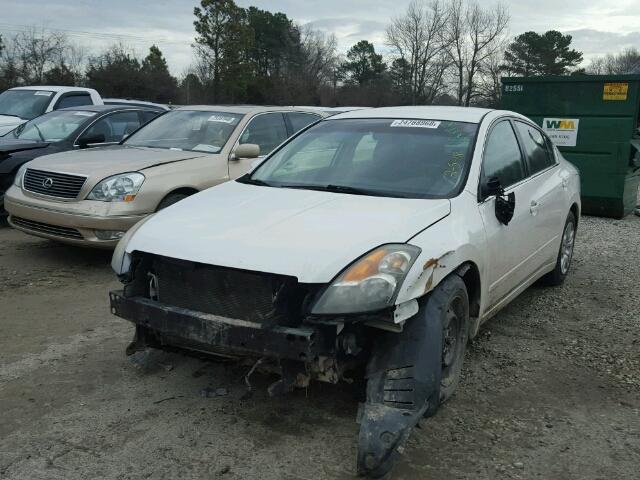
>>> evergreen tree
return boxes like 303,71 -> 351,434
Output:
503,30 -> 583,76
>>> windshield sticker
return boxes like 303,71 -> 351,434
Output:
193,144 -> 221,153
34,91 -> 53,96
73,111 -> 96,117
208,114 -> 237,124
390,119 -> 441,129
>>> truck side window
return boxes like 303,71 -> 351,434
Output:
514,121 -> 555,174
482,120 -> 525,188
56,93 -> 92,109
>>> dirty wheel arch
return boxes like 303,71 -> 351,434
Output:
156,189 -> 196,211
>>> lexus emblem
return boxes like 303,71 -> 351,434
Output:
42,177 -> 54,189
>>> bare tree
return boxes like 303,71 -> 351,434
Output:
299,27 -> 338,86
11,26 -> 68,84
588,47 -> 640,74
474,45 -> 506,107
446,0 -> 509,106
386,0 -> 449,105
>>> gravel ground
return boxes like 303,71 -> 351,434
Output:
0,214 -> 639,480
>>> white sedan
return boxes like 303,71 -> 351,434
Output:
110,106 -> 580,477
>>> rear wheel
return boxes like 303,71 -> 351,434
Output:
541,211 -> 576,286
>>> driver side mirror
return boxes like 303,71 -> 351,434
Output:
77,133 -> 106,148
232,143 -> 260,160
484,176 -> 503,197
484,176 -> 515,226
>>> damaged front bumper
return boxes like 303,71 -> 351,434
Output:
110,282 -> 442,478
109,290 -> 336,362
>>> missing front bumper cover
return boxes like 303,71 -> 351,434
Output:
110,290 -> 332,361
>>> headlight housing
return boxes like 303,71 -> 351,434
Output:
87,172 -> 145,202
311,244 -> 421,315
13,164 -> 27,186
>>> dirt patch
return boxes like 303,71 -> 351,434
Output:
0,216 -> 638,479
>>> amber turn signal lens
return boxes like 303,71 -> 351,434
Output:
342,249 -> 387,282
123,194 -> 136,202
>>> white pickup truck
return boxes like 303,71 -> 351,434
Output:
0,86 -> 103,135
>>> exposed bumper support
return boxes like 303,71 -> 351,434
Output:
109,290 -> 332,361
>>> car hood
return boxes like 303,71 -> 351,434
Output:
0,138 -> 49,154
0,115 -> 26,136
25,145 -> 215,176
125,181 -> 451,283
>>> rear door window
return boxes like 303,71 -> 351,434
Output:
514,121 -> 556,175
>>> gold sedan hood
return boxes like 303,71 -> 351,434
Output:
25,145 -> 215,176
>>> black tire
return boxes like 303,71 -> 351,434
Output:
156,192 -> 189,211
423,274 -> 470,404
541,211 -> 576,286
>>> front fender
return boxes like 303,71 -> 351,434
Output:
396,198 -> 486,306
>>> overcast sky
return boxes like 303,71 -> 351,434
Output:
1,0 -> 639,75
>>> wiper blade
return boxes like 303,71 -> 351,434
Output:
281,183 -> 403,197
324,184 -> 376,195
237,176 -> 273,187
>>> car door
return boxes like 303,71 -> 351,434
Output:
229,112 -> 288,179
512,121 -> 565,267
478,119 -> 541,307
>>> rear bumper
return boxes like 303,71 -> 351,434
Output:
109,290 -> 333,361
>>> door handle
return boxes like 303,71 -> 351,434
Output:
530,200 -> 539,216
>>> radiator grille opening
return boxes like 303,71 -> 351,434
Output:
128,254 -> 318,326
23,168 -> 86,199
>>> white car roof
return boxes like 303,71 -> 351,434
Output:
9,86 -> 98,94
328,105 -> 495,124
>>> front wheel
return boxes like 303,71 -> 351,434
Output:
426,274 -> 470,403
156,192 -> 189,212
541,211 -> 576,286
356,275 -> 469,478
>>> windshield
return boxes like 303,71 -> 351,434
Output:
248,118 -> 479,199
12,110 -> 95,142
0,90 -> 54,120
124,110 -> 243,153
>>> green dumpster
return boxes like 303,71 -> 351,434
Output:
501,74 -> 640,218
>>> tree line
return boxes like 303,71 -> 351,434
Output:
1,0 -> 638,107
